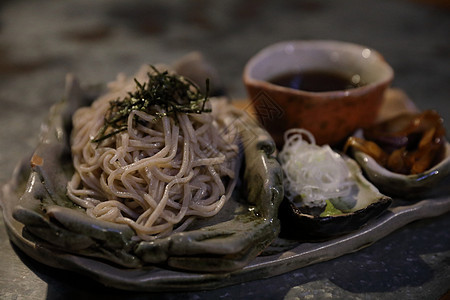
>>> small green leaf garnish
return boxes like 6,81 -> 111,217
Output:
92,66 -> 210,143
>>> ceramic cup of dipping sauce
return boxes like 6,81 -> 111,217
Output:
243,40 -> 394,147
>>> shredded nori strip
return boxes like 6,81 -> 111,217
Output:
92,66 -> 210,143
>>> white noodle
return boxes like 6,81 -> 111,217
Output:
67,67 -> 240,240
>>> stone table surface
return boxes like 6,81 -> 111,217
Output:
0,0 -> 449,299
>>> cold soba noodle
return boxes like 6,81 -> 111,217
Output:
67,66 -> 240,241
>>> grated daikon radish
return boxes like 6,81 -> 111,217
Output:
279,128 -> 355,208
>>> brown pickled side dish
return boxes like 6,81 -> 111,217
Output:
344,110 -> 447,175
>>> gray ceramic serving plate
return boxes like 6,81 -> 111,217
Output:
1,75 -> 450,292
3,174 -> 450,292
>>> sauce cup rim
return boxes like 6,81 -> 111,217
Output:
243,40 -> 394,97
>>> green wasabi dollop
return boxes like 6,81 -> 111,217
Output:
320,200 -> 343,217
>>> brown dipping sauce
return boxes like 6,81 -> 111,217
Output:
269,70 -> 366,92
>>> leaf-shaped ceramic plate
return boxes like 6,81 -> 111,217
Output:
1,72 -> 284,273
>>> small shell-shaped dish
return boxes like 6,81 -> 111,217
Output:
278,157 -> 392,241
352,142 -> 450,199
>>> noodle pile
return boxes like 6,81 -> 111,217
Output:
67,66 -> 240,240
